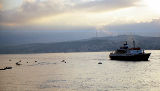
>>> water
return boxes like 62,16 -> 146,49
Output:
0,50 -> 160,91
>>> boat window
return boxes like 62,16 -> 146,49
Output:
116,50 -> 126,54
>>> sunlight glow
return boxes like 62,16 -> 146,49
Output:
144,0 -> 160,14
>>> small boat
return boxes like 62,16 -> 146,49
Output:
109,40 -> 151,61
5,67 -> 12,69
0,68 -> 6,70
0,67 -> 12,70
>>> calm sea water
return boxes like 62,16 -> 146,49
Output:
0,50 -> 160,91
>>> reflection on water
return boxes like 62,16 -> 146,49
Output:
0,50 -> 160,91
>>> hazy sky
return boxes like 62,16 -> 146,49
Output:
0,0 -> 160,35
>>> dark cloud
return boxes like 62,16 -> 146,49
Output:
0,0 -> 67,24
0,0 -> 138,25
103,18 -> 160,36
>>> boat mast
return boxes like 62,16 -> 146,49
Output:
133,40 -> 135,48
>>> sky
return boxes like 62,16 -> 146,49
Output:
0,0 -> 160,38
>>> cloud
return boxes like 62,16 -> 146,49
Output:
101,18 -> 160,36
0,0 -> 67,25
0,3 -> 2,9
0,0 -> 139,26
75,0 -> 138,12
0,1 -> 3,10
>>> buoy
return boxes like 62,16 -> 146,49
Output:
16,62 -> 21,65
98,62 -> 102,64
9,59 -> 12,61
35,61 -> 37,62
61,60 -> 65,62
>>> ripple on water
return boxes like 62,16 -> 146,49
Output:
0,51 -> 160,91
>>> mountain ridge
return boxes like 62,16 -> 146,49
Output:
0,35 -> 160,54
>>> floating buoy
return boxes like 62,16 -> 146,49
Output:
16,62 -> 21,65
98,62 -> 102,64
61,60 -> 65,62
35,61 -> 37,62
9,59 -> 12,61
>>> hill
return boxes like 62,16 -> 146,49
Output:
0,35 -> 160,54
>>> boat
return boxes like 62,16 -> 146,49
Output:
109,40 -> 151,61
5,66 -> 12,69
0,66 -> 12,70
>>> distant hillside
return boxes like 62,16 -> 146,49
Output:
0,30 -> 95,46
0,35 -> 160,54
